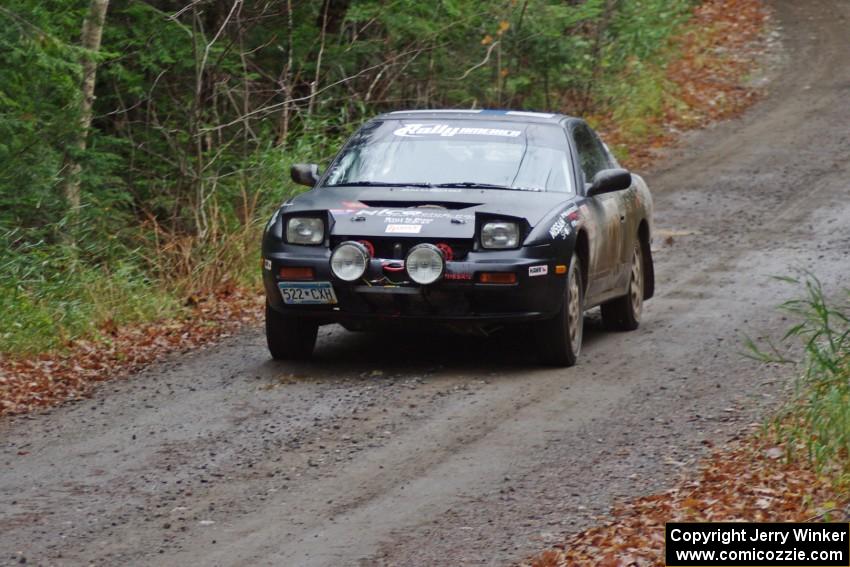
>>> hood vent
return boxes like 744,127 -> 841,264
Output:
358,200 -> 480,210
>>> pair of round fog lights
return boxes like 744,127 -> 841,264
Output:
330,241 -> 445,285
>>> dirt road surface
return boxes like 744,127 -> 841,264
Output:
3,1 -> 849,565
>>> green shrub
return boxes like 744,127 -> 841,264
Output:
748,275 -> 850,475
0,229 -> 178,354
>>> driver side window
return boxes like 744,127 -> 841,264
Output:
572,124 -> 609,185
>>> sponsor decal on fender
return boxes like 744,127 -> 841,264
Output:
263,259 -> 272,271
549,205 -> 579,239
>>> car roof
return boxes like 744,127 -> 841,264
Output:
374,109 -> 575,124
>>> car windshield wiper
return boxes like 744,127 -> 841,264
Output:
325,181 -> 435,188
434,182 -> 541,192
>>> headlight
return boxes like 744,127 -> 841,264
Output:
330,241 -> 370,281
481,221 -> 519,249
286,217 -> 324,245
405,243 -> 445,285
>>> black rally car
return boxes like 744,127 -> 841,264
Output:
262,109 -> 654,366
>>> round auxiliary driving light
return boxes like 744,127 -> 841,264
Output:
330,241 -> 370,282
405,243 -> 445,285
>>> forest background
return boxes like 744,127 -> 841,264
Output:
0,0 -> 699,355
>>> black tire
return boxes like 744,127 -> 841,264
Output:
265,303 -> 318,360
536,252 -> 584,367
601,236 -> 644,332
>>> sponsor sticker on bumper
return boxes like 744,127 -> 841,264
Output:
529,265 -> 548,277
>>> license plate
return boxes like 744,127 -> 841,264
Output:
278,281 -> 338,305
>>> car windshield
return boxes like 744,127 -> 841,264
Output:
323,119 -> 574,193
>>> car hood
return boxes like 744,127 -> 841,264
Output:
285,186 -> 576,239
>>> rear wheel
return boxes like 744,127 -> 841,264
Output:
265,303 -> 318,360
536,253 -> 584,367
601,237 -> 644,331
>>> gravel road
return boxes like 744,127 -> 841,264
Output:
3,1 -> 850,565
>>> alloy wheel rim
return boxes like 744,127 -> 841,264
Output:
567,264 -> 582,352
630,243 -> 643,319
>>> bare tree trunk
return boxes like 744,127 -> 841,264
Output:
276,0 -> 295,147
308,0 -> 330,116
60,0 -> 109,224
581,0 -> 615,113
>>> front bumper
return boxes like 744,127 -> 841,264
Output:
263,243 -> 567,327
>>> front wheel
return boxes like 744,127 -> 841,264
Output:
536,253 -> 584,367
265,303 -> 318,360
601,236 -> 644,331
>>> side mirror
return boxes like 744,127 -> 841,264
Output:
587,168 -> 632,197
291,163 -> 320,187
